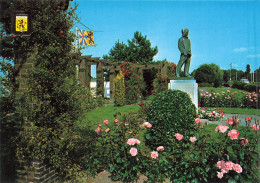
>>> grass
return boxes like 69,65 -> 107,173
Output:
220,107 -> 260,116
81,104 -> 140,129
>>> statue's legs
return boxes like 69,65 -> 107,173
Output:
184,56 -> 191,77
176,55 -> 187,77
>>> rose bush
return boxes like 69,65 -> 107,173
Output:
199,89 -> 259,109
92,111 -> 259,182
197,107 -> 225,121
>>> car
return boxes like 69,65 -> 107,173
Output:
240,79 -> 249,83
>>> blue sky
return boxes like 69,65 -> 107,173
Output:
74,0 -> 259,77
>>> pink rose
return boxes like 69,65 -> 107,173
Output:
114,119 -> 119,123
103,120 -> 109,125
215,125 -> 229,133
233,163 -> 242,173
130,147 -> 138,156
143,122 -> 152,128
228,129 -> 239,140
127,138 -> 140,145
195,118 -> 201,124
151,151 -> 158,159
217,171 -> 224,179
127,138 -> 136,145
252,124 -> 259,130
189,136 -> 197,142
174,133 -> 183,141
225,161 -> 234,171
157,146 -> 164,151
216,160 -> 225,169
95,127 -> 102,135
135,139 -> 141,145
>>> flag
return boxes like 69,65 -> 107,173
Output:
77,29 -> 95,46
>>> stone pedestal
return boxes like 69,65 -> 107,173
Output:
168,79 -> 198,109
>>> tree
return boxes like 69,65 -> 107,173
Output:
194,63 -> 223,87
103,31 -> 158,64
0,1 -> 93,181
245,64 -> 251,80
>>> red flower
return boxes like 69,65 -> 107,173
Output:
246,117 -> 252,121
139,103 -> 144,106
60,30 -> 63,34
58,6 -> 60,9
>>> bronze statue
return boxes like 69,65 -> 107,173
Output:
176,28 -> 192,77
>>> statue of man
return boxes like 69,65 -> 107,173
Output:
176,28 -> 192,77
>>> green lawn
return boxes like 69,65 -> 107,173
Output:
81,104 -> 140,128
82,103 -> 259,130
220,107 -> 260,116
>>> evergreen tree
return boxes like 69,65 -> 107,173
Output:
245,64 -> 251,80
104,31 -> 158,64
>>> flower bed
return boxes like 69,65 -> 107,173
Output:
91,114 -> 259,182
199,88 -> 259,109
197,107 -> 225,121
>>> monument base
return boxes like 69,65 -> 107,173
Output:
168,79 -> 198,109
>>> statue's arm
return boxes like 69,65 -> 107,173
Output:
178,38 -> 186,55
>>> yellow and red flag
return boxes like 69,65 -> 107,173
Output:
77,29 -> 95,46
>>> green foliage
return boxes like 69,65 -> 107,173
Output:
145,90 -> 197,149
104,31 -> 158,64
113,71 -> 125,106
0,0 -> 100,181
152,73 -> 169,95
194,63 -> 223,85
121,62 -> 145,105
93,112 -> 145,182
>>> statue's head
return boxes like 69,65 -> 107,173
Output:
181,28 -> 189,37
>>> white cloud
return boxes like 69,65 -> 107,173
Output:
233,47 -> 248,52
247,54 -> 260,58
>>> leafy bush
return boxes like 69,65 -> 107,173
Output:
144,90 -> 197,149
93,112 -> 145,182
113,71 -> 125,106
121,62 -> 145,105
152,73 -> 169,95
242,92 -> 259,109
232,81 -> 246,90
245,83 -> 259,92
198,82 -> 212,87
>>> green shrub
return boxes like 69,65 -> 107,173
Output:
152,73 -> 169,95
145,90 -> 197,150
245,83 -> 259,92
232,81 -> 246,90
198,83 -> 212,87
121,62 -> 145,105
113,71 -> 125,106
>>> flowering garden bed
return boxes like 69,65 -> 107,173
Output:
86,90 -> 259,182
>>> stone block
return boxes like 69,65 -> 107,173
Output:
168,79 -> 198,109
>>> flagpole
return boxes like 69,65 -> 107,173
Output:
75,26 -> 78,50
